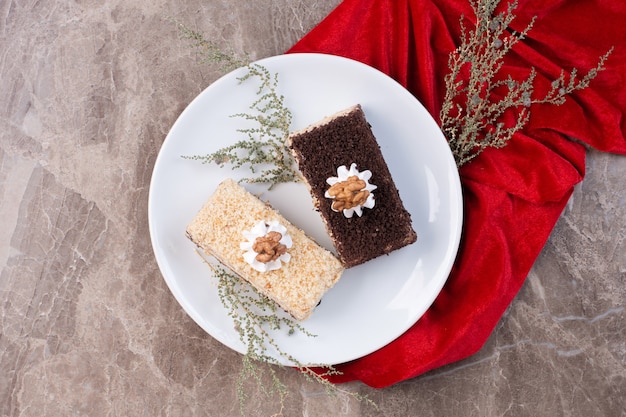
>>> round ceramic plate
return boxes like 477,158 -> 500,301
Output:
148,53 -> 463,366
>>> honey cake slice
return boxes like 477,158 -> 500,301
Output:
186,178 -> 344,321
288,104 -> 417,268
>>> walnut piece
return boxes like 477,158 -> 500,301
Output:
326,175 -> 370,211
252,231 -> 287,263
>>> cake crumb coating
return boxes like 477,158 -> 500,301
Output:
186,179 -> 344,321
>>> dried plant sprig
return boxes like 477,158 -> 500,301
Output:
183,63 -> 299,189
175,21 -> 250,72
178,22 -> 373,415
205,260 -> 376,416
440,0 -> 612,167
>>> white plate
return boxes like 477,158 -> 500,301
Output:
148,53 -> 463,366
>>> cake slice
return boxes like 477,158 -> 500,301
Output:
186,178 -> 344,321
288,104 -> 417,268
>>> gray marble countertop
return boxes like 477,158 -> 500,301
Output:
1,1 -> 624,416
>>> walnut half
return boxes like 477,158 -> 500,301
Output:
326,175 -> 370,211
252,231 -> 287,263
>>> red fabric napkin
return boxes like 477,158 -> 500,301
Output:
287,0 -> 626,388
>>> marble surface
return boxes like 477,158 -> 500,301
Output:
1,1 -> 624,416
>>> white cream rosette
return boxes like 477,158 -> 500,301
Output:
325,163 -> 377,218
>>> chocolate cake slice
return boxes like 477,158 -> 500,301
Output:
288,104 -> 417,268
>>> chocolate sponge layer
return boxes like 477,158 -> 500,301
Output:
288,104 -> 417,268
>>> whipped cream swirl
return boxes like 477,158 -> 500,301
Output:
325,163 -> 377,218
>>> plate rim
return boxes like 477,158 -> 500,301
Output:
148,52 -> 463,365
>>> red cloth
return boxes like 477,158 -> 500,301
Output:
287,0 -> 626,388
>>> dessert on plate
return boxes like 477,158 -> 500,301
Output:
186,178 -> 344,321
288,104 -> 417,268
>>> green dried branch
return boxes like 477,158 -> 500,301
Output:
176,21 -> 250,72
178,21 -> 373,416
183,63 -> 299,189
177,25 -> 298,189
440,0 -> 612,167
206,261 -> 376,416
